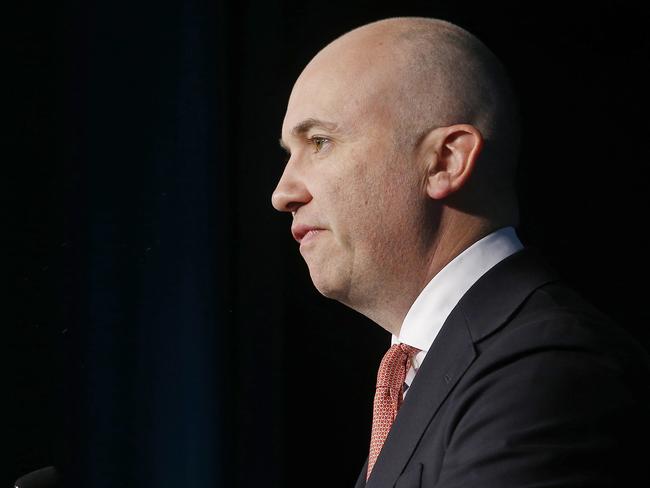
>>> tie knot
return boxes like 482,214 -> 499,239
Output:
376,343 -> 420,390
396,342 -> 420,358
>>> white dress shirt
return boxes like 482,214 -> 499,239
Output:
392,226 -> 524,397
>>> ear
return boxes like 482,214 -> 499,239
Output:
421,124 -> 483,200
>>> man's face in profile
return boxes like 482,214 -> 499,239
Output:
272,35 -> 430,310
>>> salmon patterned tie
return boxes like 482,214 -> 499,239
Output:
367,343 -> 420,481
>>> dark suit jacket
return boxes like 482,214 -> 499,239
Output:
355,249 -> 650,487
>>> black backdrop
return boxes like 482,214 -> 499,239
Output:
8,1 -> 650,487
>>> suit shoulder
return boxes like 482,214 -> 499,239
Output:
475,280 -> 650,380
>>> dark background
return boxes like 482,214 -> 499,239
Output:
7,1 -> 649,487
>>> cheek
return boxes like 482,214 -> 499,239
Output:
363,170 -> 424,248
340,173 -> 404,250
322,144 -> 420,247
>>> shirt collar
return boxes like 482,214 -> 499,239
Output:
392,227 -> 524,363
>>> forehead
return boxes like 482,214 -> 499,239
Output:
282,38 -> 403,139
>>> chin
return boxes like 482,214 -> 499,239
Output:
308,266 -> 348,301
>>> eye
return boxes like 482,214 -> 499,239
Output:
308,136 -> 330,153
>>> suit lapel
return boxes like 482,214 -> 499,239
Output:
358,249 -> 559,487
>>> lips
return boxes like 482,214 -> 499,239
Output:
291,223 -> 325,243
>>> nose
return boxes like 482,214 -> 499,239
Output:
271,161 -> 312,213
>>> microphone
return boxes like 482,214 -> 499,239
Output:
14,466 -> 59,488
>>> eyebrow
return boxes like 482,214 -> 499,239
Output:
279,118 -> 340,152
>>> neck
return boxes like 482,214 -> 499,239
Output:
361,212 -> 505,336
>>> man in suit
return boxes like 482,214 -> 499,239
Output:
272,17 -> 650,487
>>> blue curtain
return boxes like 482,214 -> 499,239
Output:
62,0 -> 233,485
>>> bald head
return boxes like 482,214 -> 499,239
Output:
294,18 -> 521,217
325,18 -> 519,154
273,18 -> 517,331
274,18 -> 521,330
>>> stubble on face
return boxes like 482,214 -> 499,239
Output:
281,29 -> 436,325
276,18 -> 520,334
